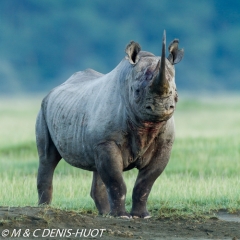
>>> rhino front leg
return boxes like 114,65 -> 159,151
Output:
36,110 -> 62,205
131,141 -> 173,218
95,141 -> 129,218
90,171 -> 110,215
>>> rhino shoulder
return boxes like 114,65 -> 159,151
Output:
65,68 -> 104,84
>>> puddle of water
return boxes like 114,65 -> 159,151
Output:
217,211 -> 240,223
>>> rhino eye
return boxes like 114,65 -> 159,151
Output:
145,69 -> 153,80
134,89 -> 141,100
135,89 -> 140,95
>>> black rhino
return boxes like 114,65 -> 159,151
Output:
36,31 -> 184,218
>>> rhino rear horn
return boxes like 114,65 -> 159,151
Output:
125,41 -> 141,64
167,39 -> 184,65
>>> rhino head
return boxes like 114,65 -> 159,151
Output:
125,30 -> 184,123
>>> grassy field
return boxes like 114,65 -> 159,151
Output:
0,95 -> 240,217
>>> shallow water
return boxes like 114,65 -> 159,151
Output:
217,210 -> 240,223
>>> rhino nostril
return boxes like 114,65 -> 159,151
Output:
146,104 -> 155,111
165,105 -> 174,110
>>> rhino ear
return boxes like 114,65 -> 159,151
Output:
125,41 -> 141,64
167,39 -> 184,65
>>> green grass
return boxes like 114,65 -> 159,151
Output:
0,96 -> 240,217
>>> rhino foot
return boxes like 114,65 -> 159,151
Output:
119,215 -> 132,219
132,215 -> 151,219
111,211 -> 132,219
131,211 -> 151,219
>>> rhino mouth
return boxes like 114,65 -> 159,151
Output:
143,105 -> 174,122
144,95 -> 175,120
145,104 -> 175,112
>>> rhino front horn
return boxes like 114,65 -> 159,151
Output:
150,30 -> 169,95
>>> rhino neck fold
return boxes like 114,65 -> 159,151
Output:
126,116 -> 167,160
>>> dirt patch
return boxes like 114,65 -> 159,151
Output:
0,207 -> 239,240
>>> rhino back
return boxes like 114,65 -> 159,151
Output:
42,66 -> 127,169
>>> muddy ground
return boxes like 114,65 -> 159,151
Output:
0,207 -> 239,240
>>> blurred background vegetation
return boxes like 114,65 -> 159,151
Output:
0,0 -> 240,94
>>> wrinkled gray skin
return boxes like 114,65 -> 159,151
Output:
36,31 -> 184,219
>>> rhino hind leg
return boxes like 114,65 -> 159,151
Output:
90,171 -> 110,215
36,110 -> 62,205
95,141 -> 130,218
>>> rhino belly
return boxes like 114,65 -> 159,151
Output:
51,118 -> 95,170
45,95 -> 96,170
